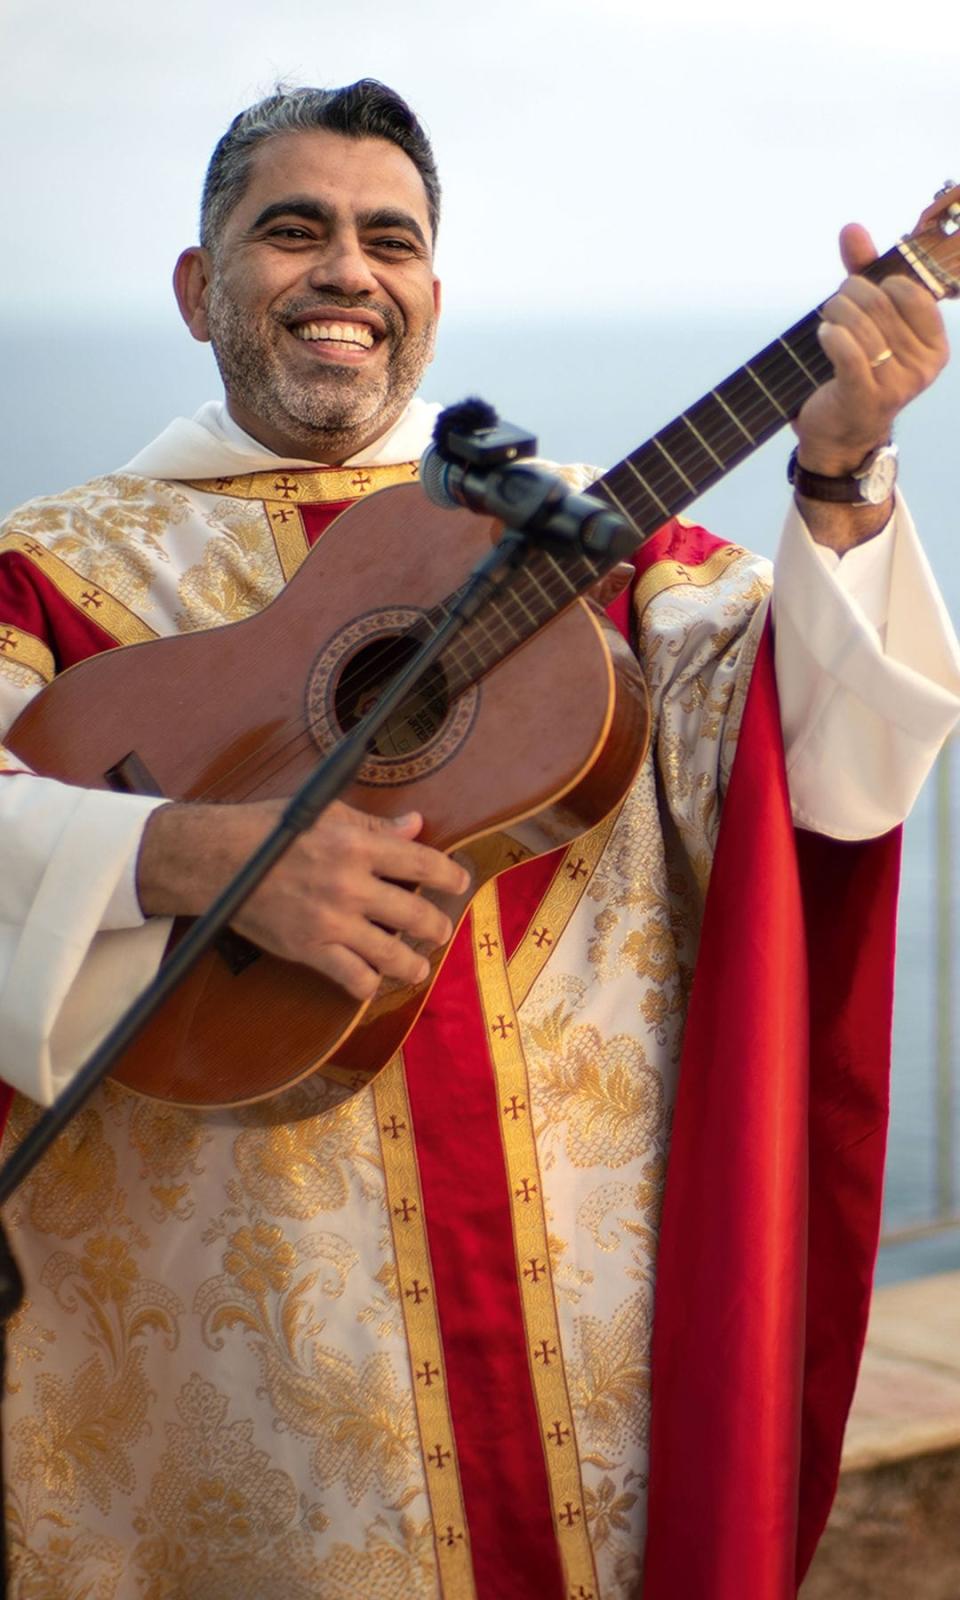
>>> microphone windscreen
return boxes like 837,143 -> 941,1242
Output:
432,397 -> 499,454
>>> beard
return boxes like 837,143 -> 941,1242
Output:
204,285 -> 436,458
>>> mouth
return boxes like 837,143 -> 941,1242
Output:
291,319 -> 378,351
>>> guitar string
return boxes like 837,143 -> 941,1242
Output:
176,318 -> 832,805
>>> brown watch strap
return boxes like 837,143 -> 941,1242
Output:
787,448 -> 872,504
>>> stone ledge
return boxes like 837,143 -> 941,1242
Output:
842,1269 -> 960,1473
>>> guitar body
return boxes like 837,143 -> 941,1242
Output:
7,485 -> 651,1107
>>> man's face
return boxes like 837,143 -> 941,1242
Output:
178,129 -> 441,463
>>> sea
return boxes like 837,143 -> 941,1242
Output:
2,307 -> 959,1287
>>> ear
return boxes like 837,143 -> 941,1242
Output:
173,247 -> 215,342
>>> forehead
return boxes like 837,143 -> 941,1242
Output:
231,129 -> 433,236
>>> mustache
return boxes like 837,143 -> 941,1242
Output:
277,294 -> 404,343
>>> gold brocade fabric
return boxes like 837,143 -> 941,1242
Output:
0,473 -> 771,1597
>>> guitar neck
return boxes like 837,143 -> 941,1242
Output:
589,246 -> 919,537
435,200 -> 960,695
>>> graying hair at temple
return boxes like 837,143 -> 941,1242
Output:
198,80 -> 442,253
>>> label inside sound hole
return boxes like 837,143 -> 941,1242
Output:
305,607 -> 480,788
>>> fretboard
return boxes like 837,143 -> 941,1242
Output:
429,244 -> 922,693
590,247 -> 916,535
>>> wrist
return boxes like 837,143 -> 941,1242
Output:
788,443 -> 898,507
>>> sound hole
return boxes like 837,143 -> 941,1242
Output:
334,635 -> 450,759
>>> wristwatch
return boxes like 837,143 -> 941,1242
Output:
787,443 -> 899,506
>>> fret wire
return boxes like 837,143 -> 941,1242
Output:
709,388 -> 756,443
542,554 -> 579,596
623,457 -> 672,519
750,346 -> 815,416
680,412 -> 727,470
650,434 -> 698,494
775,336 -> 818,388
594,472 -> 658,536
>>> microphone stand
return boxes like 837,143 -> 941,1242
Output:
0,423 -> 632,1592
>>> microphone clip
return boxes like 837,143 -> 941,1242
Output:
438,414 -> 538,471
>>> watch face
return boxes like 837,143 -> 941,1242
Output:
861,446 -> 898,504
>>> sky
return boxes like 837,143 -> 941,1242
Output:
4,0 -> 959,317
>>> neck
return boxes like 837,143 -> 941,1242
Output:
223,396 -> 406,466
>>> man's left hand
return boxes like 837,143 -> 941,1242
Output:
793,223 -> 949,477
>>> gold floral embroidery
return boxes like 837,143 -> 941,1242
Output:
129,1375 -> 335,1600
196,1189 -> 419,1509
309,1515 -> 440,1600
5,474 -> 189,616
10,1233 -> 181,1531
126,1097 -> 211,1223
570,1293 -> 654,1455
6,1501 -> 125,1600
583,1473 -> 639,1548
232,1080 -> 383,1219
527,1015 -> 666,1171
175,500 -> 284,631
9,1103 -> 122,1240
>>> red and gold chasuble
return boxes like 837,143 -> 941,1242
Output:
0,467 -> 898,1599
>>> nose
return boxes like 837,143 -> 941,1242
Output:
307,228 -> 379,298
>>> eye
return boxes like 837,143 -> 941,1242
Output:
369,237 -> 419,256
264,225 -> 316,244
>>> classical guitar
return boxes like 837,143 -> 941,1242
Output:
7,187 -> 960,1108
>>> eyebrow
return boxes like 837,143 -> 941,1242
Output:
248,197 -> 430,252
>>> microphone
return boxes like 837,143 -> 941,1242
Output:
419,399 -> 639,562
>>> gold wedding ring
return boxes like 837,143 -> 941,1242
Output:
870,348 -> 894,368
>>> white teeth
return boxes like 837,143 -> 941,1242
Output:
292,321 -> 375,348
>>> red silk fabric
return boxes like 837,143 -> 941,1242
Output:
639,528 -> 899,1597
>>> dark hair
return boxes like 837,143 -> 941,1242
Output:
200,80 -> 441,251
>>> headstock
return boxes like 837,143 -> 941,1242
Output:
899,181 -> 960,299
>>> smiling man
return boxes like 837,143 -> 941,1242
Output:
0,80 -> 958,1600
180,124 -> 442,463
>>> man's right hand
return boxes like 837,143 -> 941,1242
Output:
136,799 -> 470,1000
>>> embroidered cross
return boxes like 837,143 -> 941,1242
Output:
505,847 -> 528,864
428,1444 -> 452,1469
351,471 -> 373,492
272,475 -> 299,499
417,1360 -> 440,1387
270,505 -> 295,523
442,1526 -> 465,1548
492,1014 -> 514,1041
558,1502 -> 582,1528
214,476 -> 237,490
393,1196 -> 417,1223
532,926 -> 553,948
523,1257 -> 547,1284
571,1587 -> 595,1599
405,1279 -> 429,1305
566,856 -> 588,882
81,590 -> 103,610
503,1095 -> 526,1121
515,1177 -> 538,1204
534,1339 -> 558,1366
381,1115 -> 406,1141
0,630 -> 16,653
477,933 -> 498,958
548,1420 -> 571,1447
22,541 -> 46,559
